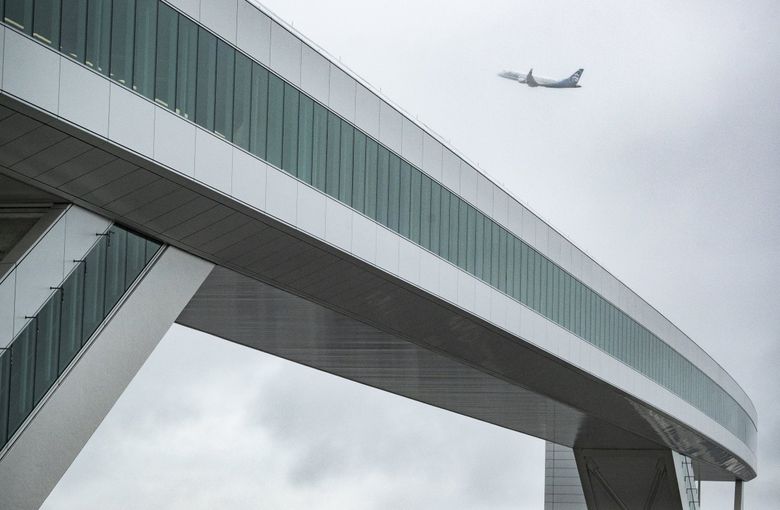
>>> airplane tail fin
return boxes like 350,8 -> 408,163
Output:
569,68 -> 584,85
526,68 -> 538,87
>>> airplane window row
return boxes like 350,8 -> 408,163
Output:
1,0 -> 755,446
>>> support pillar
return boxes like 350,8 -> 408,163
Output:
734,480 -> 744,510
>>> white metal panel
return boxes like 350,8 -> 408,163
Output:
265,167 -> 297,224
295,183 -> 326,239
438,263 -> 458,304
62,207 -> 111,277
534,213 -> 549,253
548,231 -> 562,267
490,287 -> 508,326
476,174 -> 493,216
58,58 -> 109,137
507,300 -> 522,336
398,239 -> 421,285
269,22 -> 301,86
378,102 -> 402,153
300,44 -> 329,105
350,213 -> 377,264
325,199 -> 352,251
166,0 -> 199,20
474,280 -> 492,320
108,84 -> 154,157
236,0 -> 271,65
0,272 -> 14,347
441,149 -> 460,193
3,30 -> 59,114
355,84 -> 380,139
328,65 -> 356,122
199,0 -> 237,44
421,133 -> 443,182
375,227 -> 400,275
13,219 -> 66,336
418,250 -> 440,295
508,201 -> 523,236
194,129 -> 233,193
456,270 -> 476,312
493,188 -> 508,227
231,148 -> 267,209
459,161 -> 477,205
401,118 -> 423,168
154,108 -> 196,177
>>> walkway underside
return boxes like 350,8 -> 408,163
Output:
0,95 -> 750,481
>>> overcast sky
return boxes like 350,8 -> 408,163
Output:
42,1 -> 779,508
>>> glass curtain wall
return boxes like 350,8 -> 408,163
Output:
0,0 -> 755,447
0,225 -> 161,450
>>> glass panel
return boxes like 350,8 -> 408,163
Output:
398,161 -> 411,237
475,212 -> 484,280
457,200 -> 467,269
297,94 -> 314,184
438,188 -> 449,260
311,102 -> 327,191
449,194 -> 459,264
232,52 -> 252,150
155,3 -> 178,108
172,15 -> 197,117
249,63 -> 269,159
85,0 -> 112,75
195,27 -> 217,130
352,131 -> 366,213
8,322 -> 35,436
125,230 -> 147,284
60,0 -> 88,61
214,40 -> 235,139
0,350 -> 9,442
58,263 -> 84,372
387,154 -> 401,233
4,0 -> 33,34
410,169 -> 421,244
430,182 -> 441,254
281,83 -> 299,174
338,121 -> 354,204
109,0 -> 133,85
266,73 -> 284,168
325,111 -> 340,197
364,138 -> 378,220
33,0 -> 60,47
376,146 -> 389,226
133,0 -> 157,99
81,237 -> 107,342
33,296 -> 61,405
104,228 -> 127,311
420,174 -> 431,249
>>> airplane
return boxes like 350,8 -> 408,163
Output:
498,68 -> 584,88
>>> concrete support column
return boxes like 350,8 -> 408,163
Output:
734,480 -> 744,510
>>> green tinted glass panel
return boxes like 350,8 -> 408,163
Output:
154,3 -> 178,108
430,183 -> 441,254
60,0 -> 87,61
297,94 -> 314,184
376,146 -> 389,226
0,352 -> 9,441
249,63 -> 268,159
133,0 -> 157,99
410,170 -> 421,243
325,112 -> 340,196
4,0 -> 32,33
364,139 -> 378,220
214,40 -> 235,139
82,237 -> 107,342
8,324 -> 35,436
438,189 -> 449,259
449,192 -> 459,264
32,0 -> 60,46
475,212 -> 484,280
420,175 -> 431,249
58,264 -> 84,372
282,83 -> 299,174
266,73 -> 284,167
338,122 -> 353,203
109,0 -> 133,84
232,52 -> 252,150
387,154 -> 401,232
398,161 -> 411,237
466,206 -> 476,273
33,297 -> 61,405
85,0 -> 112,75
104,228 -> 127,311
457,200 -> 467,268
174,14 -> 197,118
195,28 -> 217,130
353,131 -> 366,213
311,102 -> 327,191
